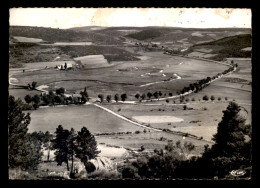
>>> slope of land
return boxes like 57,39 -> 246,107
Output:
185,34 -> 251,61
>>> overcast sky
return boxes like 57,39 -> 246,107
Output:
9,8 -> 251,29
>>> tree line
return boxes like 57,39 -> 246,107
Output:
23,87 -> 89,110
178,66 -> 235,95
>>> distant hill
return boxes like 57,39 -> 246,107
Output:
126,29 -> 163,40
9,26 -> 123,44
186,34 -> 252,61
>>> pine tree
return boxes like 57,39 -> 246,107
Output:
52,125 -> 70,171
75,127 -> 100,166
8,95 -> 31,169
203,102 -> 251,177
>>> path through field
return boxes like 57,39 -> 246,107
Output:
93,103 -> 162,132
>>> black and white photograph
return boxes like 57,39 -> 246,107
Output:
8,8 -> 252,180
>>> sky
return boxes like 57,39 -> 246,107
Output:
9,8 -> 251,29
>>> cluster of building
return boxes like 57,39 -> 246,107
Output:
55,62 -> 73,70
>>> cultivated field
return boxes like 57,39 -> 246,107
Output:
26,104 -> 144,134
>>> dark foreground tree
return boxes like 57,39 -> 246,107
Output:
75,127 -> 100,166
52,125 -> 100,176
202,102 -> 251,177
8,95 -> 43,170
8,96 -> 31,169
52,125 -> 71,171
27,133 -> 44,170
174,102 -> 252,179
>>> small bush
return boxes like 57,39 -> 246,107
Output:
159,137 -> 167,141
218,97 -> 221,101
185,98 -> 190,102
122,166 -> 138,179
135,131 -> 141,134
210,95 -> 215,101
118,108 -> 121,112
192,98 -> 195,101
203,107 -> 208,111
225,97 -> 228,100
203,95 -> 209,101
166,99 -> 169,103
85,162 -> 96,173
183,105 -> 187,110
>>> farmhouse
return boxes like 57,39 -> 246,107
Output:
56,62 -> 73,70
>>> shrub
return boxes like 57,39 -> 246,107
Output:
185,98 -> 190,102
31,81 -> 37,89
183,105 -> 187,110
98,94 -> 104,103
166,99 -> 169,103
121,93 -> 127,101
56,87 -> 65,95
210,95 -> 215,101
203,107 -> 208,111
122,166 -> 138,179
85,161 -> 96,173
135,131 -> 141,134
203,95 -> 209,101
118,108 -> 121,112
192,98 -> 195,101
218,97 -> 221,101
225,97 -> 228,100
24,95 -> 32,104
